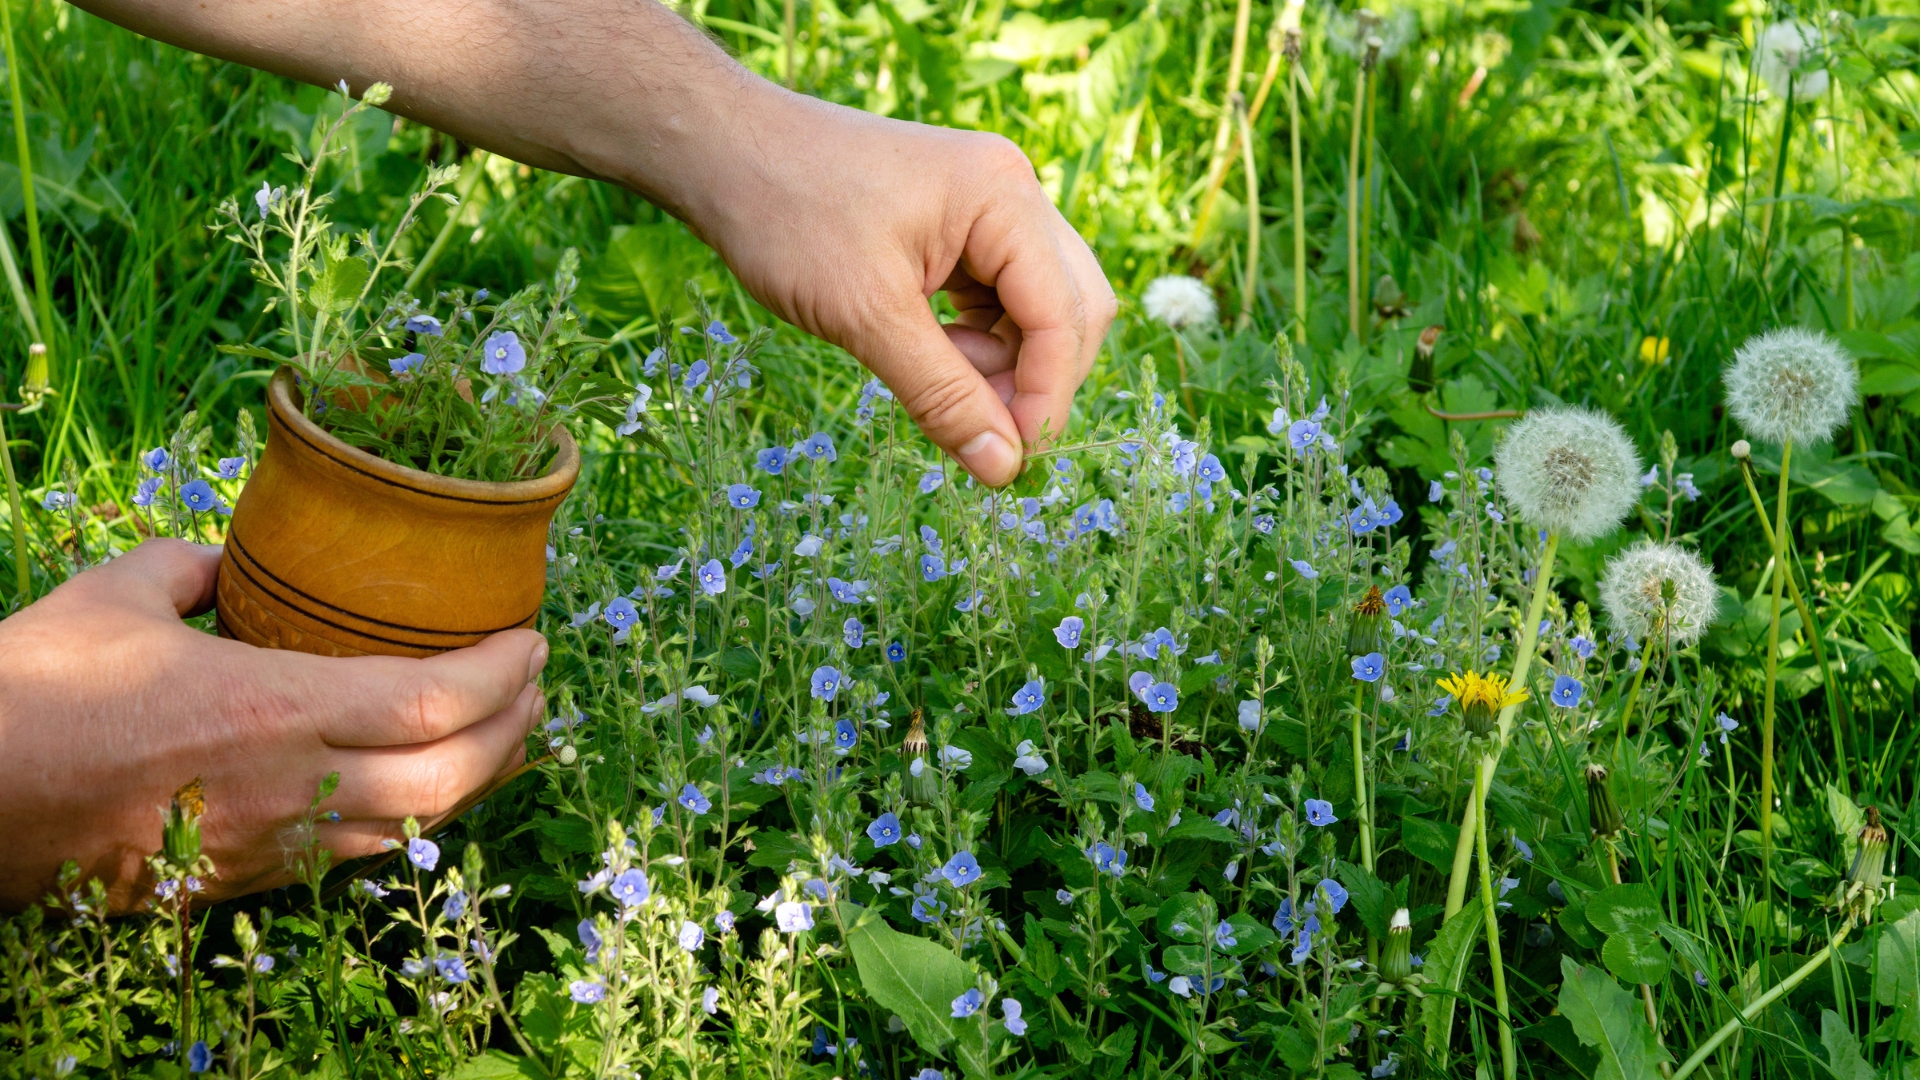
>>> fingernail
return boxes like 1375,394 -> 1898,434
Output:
528,639 -> 550,682
957,430 -> 1019,486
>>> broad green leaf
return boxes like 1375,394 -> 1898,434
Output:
1155,892 -> 1213,941
1421,895 -> 1486,1054
1826,783 -> 1865,867
1874,910 -> 1920,1041
1161,944 -> 1211,976
1219,912 -> 1277,955
1601,932 -> 1671,985
1334,859 -> 1399,940
1400,814 -> 1462,872
309,255 -> 369,315
1586,884 -> 1662,937
1165,818 -> 1240,844
1820,1010 -> 1876,1080
842,904 -> 979,1055
1556,957 -> 1672,1080
445,1051 -> 543,1080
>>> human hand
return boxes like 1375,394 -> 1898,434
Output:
0,540 -> 547,911
669,89 -> 1117,486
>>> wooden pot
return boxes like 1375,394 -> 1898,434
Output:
215,367 -> 578,658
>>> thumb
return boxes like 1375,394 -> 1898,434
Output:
82,538 -> 222,619
862,299 -> 1025,486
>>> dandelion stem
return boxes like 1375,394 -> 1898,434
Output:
0,407 -> 29,604
1288,59 -> 1307,343
1471,757 -> 1516,1080
1610,635 -> 1658,760
1350,680 -> 1373,872
1670,917 -> 1854,1080
1359,68 -> 1376,343
1237,92 -> 1261,330
1346,63 -> 1367,340
1759,440 -> 1793,945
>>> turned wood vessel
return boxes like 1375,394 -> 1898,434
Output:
215,366 -> 578,658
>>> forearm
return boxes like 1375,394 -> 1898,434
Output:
66,0 -> 774,231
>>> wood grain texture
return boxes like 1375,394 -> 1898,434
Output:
215,367 -> 578,658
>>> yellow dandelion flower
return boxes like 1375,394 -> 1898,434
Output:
1436,670 -> 1529,738
1640,336 -> 1670,365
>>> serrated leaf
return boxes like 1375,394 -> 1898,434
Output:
1557,957 -> 1671,1080
1601,932 -> 1671,985
445,1051 -> 543,1080
1586,884 -> 1662,937
842,903 -> 979,1054
1334,859 -> 1398,939
1820,1010 -> 1876,1080
309,255 -> 370,315
1165,818 -> 1240,844
1874,910 -> 1920,1041
1421,895 -> 1486,1054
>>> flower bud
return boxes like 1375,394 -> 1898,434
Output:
1348,586 -> 1387,656
557,745 -> 579,766
1586,764 -> 1623,839
1847,806 -> 1889,898
1380,907 -> 1414,985
161,778 -> 206,867
902,710 -> 938,805
1731,439 -> 1751,460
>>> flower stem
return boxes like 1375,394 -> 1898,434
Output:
1471,757 -> 1516,1080
1670,917 -> 1853,1080
1610,635 -> 1658,760
1346,63 -> 1366,340
1445,532 -> 1559,918
1237,92 -> 1261,329
1288,60 -> 1306,343
1759,440 -> 1793,942
1350,680 -> 1373,872
0,408 -> 28,604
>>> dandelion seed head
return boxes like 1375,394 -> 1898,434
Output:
1598,540 -> 1718,647
1755,21 -> 1830,101
1492,406 -> 1640,541
1142,275 -> 1217,330
1724,327 -> 1856,447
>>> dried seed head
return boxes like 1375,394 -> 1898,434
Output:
1586,764 -> 1623,839
1731,439 -> 1751,460
1349,586 -> 1387,655
1598,540 -> 1718,648
1493,406 -> 1642,541
1725,327 -> 1857,447
1142,276 -> 1217,330
1846,806 -> 1889,898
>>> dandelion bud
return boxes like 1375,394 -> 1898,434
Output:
1380,907 -> 1414,985
1492,406 -> 1642,541
1731,439 -> 1751,460
1598,540 -> 1717,648
1348,586 -> 1387,656
23,342 -> 47,398
902,710 -> 938,805
1724,327 -> 1857,447
161,778 -> 206,868
1586,764 -> 1623,839
557,745 -> 579,766
1846,806 -> 1889,899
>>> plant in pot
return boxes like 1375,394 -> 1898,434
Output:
209,82 -> 654,658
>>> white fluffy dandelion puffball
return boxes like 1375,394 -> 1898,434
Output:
1598,540 -> 1719,648
1492,406 -> 1642,542
1142,276 -> 1217,331
1755,21 -> 1830,102
1724,327 -> 1857,447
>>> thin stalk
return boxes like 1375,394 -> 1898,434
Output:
1358,68 -> 1376,343
1759,440 -> 1793,936
1,0 -> 55,357
1350,681 -> 1373,871
1610,635 -> 1659,759
1472,758 -> 1515,1080
1670,918 -> 1855,1080
1346,62 -> 1367,339
1237,93 -> 1260,328
1759,80 -> 1795,273
1288,58 -> 1306,342
1737,456 -> 1850,795
404,151 -> 488,294
1190,0 -> 1255,248
783,0 -> 797,87
1445,533 -> 1560,917
0,408 -> 26,603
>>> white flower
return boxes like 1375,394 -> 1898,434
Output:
1755,21 -> 1829,101
939,745 -> 973,770
1598,540 -> 1718,648
1328,7 -> 1417,60
1237,700 -> 1262,731
1724,327 -> 1857,447
1492,406 -> 1641,541
1012,740 -> 1048,776
685,685 -> 720,708
1142,276 -> 1217,330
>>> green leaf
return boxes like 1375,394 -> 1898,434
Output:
309,255 -> 370,316
445,1051 -> 544,1080
1155,892 -> 1213,942
1400,815 -> 1461,872
1600,932 -> 1671,985
842,904 -> 979,1055
1334,859 -> 1399,939
1874,910 -> 1920,1042
1556,956 -> 1672,1080
1165,818 -> 1240,844
1421,895 -> 1486,1055
1820,1010 -> 1876,1080
1586,884 -> 1662,937
1219,913 -> 1277,955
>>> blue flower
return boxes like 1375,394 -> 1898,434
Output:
867,812 -> 901,847
1056,889 -> 1074,905
604,597 -> 639,631
1486,503 -> 1505,523
1087,842 -> 1127,876
756,446 -> 789,474
569,979 -> 607,1004
1351,653 -> 1384,682
1290,929 -> 1314,965
1428,694 -> 1453,716
919,524 -> 943,554
941,851 -> 982,887
1288,419 -> 1322,452
827,577 -> 865,604
1001,997 -> 1027,1036
481,331 -> 526,374
697,560 -> 727,595
610,869 -> 651,908
775,901 -> 814,932
436,955 -> 470,983
910,893 -> 947,922
678,783 -> 712,815
1428,479 -> 1444,502
798,433 -> 836,462
390,352 -> 424,377
1550,675 -> 1584,708
142,447 -> 171,472
442,890 -> 467,921
1167,491 -> 1191,514
1143,682 -> 1178,713
1382,585 -> 1413,616
1133,783 -> 1155,812
1252,514 -> 1275,534
1290,559 -> 1319,580
1304,799 -> 1338,827
1378,500 -> 1404,526
179,480 -> 221,514
1197,454 -> 1227,484
1007,680 -> 1045,715
1054,615 -> 1084,649
408,837 -> 440,871
950,988 -> 984,1018
1717,711 -> 1739,744
920,554 -> 947,582
678,920 -> 705,952
833,717 -> 859,752
725,483 -> 761,509
1571,635 -> 1597,659
707,320 -> 736,344
886,641 -> 907,663
918,469 -> 945,494
810,666 -> 842,702
577,918 -> 602,961
215,456 -> 247,480
1214,921 -> 1237,948
683,359 -> 710,391
132,476 -> 162,507
405,314 -> 444,336
730,535 -> 754,567
187,1041 -> 212,1073
715,910 -> 736,934
1317,878 -> 1349,913
1349,503 -> 1378,534
842,617 -> 864,649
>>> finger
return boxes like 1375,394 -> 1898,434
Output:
940,272 -> 1022,380
316,629 -> 549,747
1008,213 -> 1114,450
326,683 -> 541,821
74,538 -> 222,618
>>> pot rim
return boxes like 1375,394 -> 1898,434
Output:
266,365 -> 580,503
